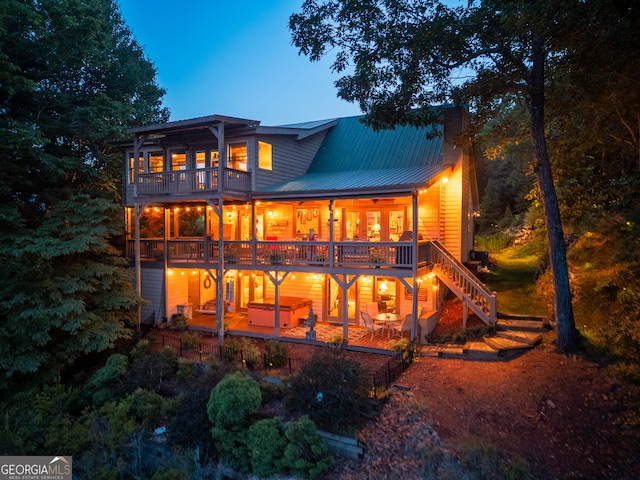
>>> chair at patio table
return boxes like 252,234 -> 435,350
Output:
360,311 -> 385,340
392,314 -> 413,338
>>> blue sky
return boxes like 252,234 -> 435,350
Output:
118,1 -> 362,125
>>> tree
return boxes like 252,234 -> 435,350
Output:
0,0 -> 168,385
289,0 -> 592,353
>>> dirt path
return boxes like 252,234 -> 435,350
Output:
330,345 -> 639,479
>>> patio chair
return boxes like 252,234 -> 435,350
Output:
360,311 -> 385,340
392,314 -> 412,338
366,302 -> 379,318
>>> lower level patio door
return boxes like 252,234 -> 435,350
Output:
326,276 -> 358,324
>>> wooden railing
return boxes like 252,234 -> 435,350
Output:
429,240 -> 496,325
128,239 -> 430,269
135,167 -> 251,196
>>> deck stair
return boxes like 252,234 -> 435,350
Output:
429,241 -> 497,326
418,313 -> 549,361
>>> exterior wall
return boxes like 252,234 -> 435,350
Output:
418,186 -> 441,241
166,268 -> 190,318
442,163 -> 463,259
253,131 -> 328,190
140,267 -> 164,323
264,274 -> 325,321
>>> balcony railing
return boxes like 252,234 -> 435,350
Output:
128,239 -> 428,269
135,167 -> 251,196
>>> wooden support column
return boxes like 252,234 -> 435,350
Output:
265,271 -> 290,337
331,273 -> 358,343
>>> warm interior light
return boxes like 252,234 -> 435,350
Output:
267,210 -> 273,217
378,281 -> 389,294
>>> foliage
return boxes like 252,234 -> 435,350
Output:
170,315 -> 188,331
475,232 -> 513,252
240,337 -> 262,370
282,416 -> 333,480
265,339 -> 289,367
567,212 -> 640,383
286,347 -> 371,432
125,346 -> 179,394
459,435 -> 531,480
245,417 -> 288,477
0,0 -> 168,387
85,353 -> 129,406
207,372 -> 262,472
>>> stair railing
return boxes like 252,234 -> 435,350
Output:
429,241 -> 497,325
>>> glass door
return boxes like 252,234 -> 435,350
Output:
326,276 -> 358,324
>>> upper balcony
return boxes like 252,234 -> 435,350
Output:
135,167 -> 252,198
127,238 -> 432,273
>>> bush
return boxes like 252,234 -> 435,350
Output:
85,353 -> 128,405
286,348 -> 371,433
207,372 -> 262,473
265,340 -> 289,367
245,417 -> 287,477
282,416 -> 333,479
240,338 -> 261,370
460,435 -> 531,480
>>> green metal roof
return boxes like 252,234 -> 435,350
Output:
258,115 -> 446,197
308,115 -> 443,173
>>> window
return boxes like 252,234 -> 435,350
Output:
128,153 -> 143,183
258,141 -> 272,170
228,143 -> 247,171
149,152 -> 163,172
196,151 -> 206,169
171,151 -> 186,170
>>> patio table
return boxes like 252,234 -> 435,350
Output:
374,313 -> 402,338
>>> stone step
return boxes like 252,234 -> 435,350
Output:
483,336 -> 534,359
496,329 -> 543,346
462,341 -> 505,361
497,318 -> 548,332
419,345 -> 464,358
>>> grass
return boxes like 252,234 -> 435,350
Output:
486,246 -> 548,316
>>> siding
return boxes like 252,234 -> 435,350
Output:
254,131 -> 328,190
264,274 -> 325,321
140,267 -> 164,322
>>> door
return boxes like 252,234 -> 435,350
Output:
326,276 -> 358,324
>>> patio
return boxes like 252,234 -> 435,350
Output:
184,312 -> 406,352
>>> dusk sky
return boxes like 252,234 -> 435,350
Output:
118,0 -> 362,126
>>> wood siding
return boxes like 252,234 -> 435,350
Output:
253,131 -> 328,190
140,267 -> 164,322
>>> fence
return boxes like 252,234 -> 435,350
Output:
144,330 -> 413,393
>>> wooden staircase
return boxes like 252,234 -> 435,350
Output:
420,313 -> 550,361
429,241 -> 497,326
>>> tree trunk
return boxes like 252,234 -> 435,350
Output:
528,37 -> 577,353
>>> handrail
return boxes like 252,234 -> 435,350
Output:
135,167 -> 252,196
429,240 -> 497,325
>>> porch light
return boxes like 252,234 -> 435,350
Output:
442,177 -> 449,184
191,270 -> 197,275
180,271 -> 185,275
168,269 -> 173,275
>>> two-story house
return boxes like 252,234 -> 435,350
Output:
121,106 -> 496,349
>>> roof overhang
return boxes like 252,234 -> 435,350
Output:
127,114 -> 260,136
253,165 -> 453,201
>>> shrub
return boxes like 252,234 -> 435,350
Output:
180,331 -> 200,349
286,348 -> 371,433
245,417 -> 287,477
86,353 -> 128,405
265,340 -> 289,367
282,416 -> 333,479
240,338 -> 261,370
460,435 -> 531,480
207,372 -> 262,473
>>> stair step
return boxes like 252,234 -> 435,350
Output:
497,318 -> 548,332
483,336 -> 534,358
496,330 -> 543,345
463,341 -> 505,361
419,345 -> 464,358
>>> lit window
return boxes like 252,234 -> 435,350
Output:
128,153 -> 143,183
258,141 -> 272,170
171,151 -> 186,171
196,151 -> 206,169
149,152 -> 163,172
228,143 -> 247,171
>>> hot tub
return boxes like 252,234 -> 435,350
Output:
247,296 -> 313,329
